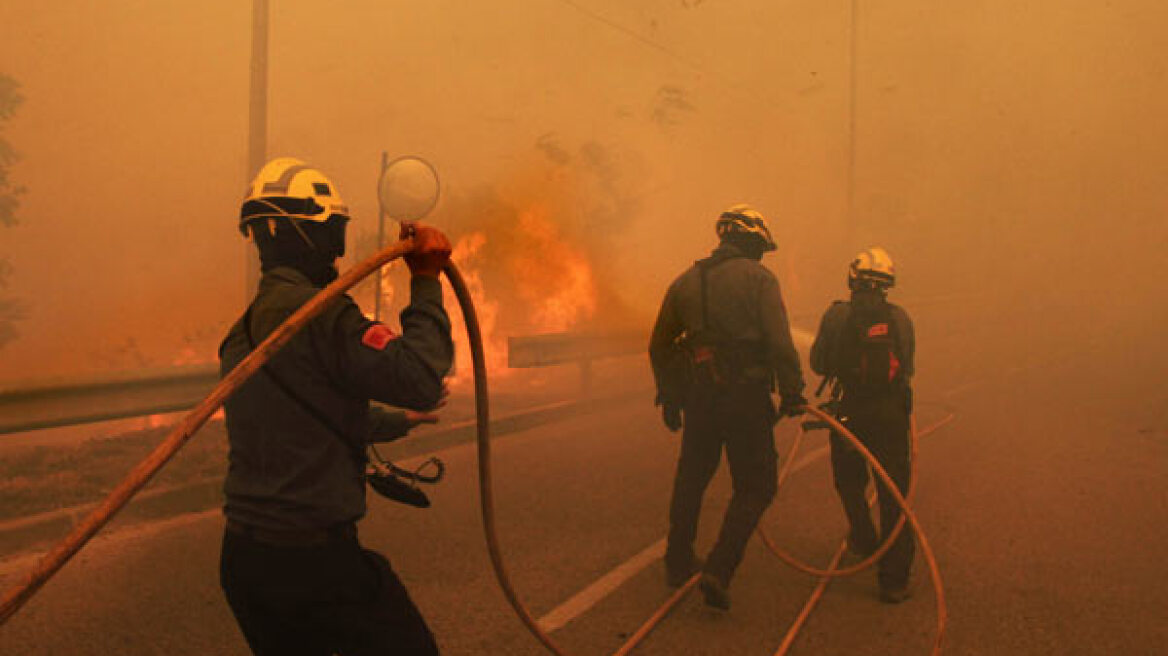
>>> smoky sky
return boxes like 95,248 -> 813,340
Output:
1,0 -> 1166,383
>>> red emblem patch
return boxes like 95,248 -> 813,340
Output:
361,324 -> 398,350
867,323 -> 889,338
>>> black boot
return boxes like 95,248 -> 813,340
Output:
699,572 -> 731,610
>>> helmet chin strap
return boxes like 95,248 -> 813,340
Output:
287,217 -> 318,251
247,198 -> 320,251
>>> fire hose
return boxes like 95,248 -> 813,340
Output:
763,413 -> 954,656
0,237 -> 947,656
0,238 -> 415,624
606,409 -> 949,656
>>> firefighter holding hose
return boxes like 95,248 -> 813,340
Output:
810,247 -> 916,603
218,158 -> 453,654
649,204 -> 806,610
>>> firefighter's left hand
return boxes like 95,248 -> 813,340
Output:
406,381 -> 449,428
404,410 -> 440,428
662,403 -> 683,432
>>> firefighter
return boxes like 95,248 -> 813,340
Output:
810,247 -> 916,603
218,157 -> 453,654
649,204 -> 806,610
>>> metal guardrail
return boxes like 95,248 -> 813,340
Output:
0,364 -> 220,435
507,331 -> 645,369
0,294 -> 963,436
0,329 -> 645,436
507,331 -> 647,396
0,330 -> 647,437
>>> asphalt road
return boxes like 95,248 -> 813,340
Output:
1,295 -> 1165,655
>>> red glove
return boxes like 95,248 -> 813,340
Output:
401,222 -> 452,278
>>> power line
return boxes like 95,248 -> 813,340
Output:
546,0 -> 710,79
544,0 -> 783,112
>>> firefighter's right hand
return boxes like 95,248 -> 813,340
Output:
662,403 -> 683,433
401,222 -> 452,278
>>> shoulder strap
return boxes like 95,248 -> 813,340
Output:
242,305 -> 365,463
695,255 -> 734,335
699,259 -> 710,333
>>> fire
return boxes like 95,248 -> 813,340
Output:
437,203 -> 600,387
365,170 -> 609,390
442,232 -> 508,387
509,206 -> 598,333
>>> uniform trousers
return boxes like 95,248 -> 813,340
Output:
665,383 -> 778,585
830,391 -> 914,589
220,526 -> 439,656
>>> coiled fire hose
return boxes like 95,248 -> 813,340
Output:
762,413 -> 954,656
0,235 -> 947,656
608,408 -> 949,656
761,419 -> 915,579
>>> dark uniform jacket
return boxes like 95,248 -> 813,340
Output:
809,292 -> 915,384
219,267 -> 453,532
649,243 -> 805,405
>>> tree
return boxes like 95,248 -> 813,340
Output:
0,73 -> 25,348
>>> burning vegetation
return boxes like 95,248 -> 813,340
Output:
368,147 -> 646,386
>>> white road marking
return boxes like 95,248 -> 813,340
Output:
534,436 -> 831,634
0,508 -> 222,578
537,538 -> 667,633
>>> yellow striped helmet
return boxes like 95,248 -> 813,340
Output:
715,204 -> 777,252
848,247 -> 896,289
239,157 -> 350,236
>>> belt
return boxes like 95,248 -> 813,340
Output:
226,518 -> 357,547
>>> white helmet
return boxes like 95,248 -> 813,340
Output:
848,247 -> 895,289
239,157 -> 350,236
715,204 -> 777,252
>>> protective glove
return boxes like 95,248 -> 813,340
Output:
778,393 -> 808,418
401,222 -> 452,278
662,402 -> 683,432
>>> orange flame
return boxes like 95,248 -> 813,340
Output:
442,232 -> 509,388
509,206 -> 598,333
435,203 -> 600,387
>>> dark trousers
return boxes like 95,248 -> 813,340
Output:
220,528 -> 439,656
830,393 -> 914,589
665,385 -> 778,585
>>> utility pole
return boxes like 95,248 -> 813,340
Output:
846,0 -> 857,228
374,151 -> 388,322
246,0 -> 270,296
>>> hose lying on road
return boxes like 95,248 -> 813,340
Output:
767,413 -> 954,656
759,420 -> 913,578
608,410 -> 951,656
777,407 -> 949,656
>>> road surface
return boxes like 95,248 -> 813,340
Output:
1,295 -> 1165,655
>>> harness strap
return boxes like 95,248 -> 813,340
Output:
242,304 -> 364,463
